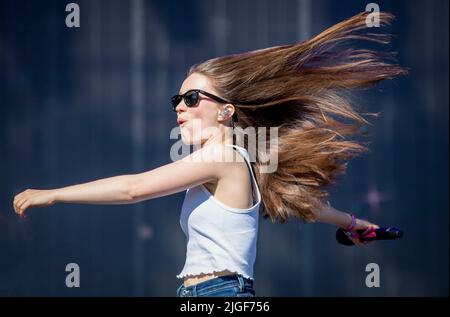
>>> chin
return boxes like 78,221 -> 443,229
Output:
181,135 -> 204,146
180,134 -> 195,145
180,127 -> 208,146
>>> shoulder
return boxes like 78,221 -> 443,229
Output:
180,144 -> 247,180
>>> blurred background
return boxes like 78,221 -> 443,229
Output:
0,0 -> 448,296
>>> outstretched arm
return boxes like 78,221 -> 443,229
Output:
13,145 -> 226,218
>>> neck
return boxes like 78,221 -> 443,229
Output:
198,125 -> 234,149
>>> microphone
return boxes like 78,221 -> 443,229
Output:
336,227 -> 403,246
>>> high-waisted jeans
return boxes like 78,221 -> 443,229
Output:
176,274 -> 255,297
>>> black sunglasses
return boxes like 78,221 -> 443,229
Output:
171,89 -> 230,112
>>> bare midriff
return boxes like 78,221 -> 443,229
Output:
183,269 -> 235,287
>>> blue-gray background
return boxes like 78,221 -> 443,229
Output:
0,0 -> 448,296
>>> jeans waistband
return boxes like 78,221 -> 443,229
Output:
177,274 -> 253,295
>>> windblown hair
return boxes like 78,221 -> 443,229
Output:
189,12 -> 408,223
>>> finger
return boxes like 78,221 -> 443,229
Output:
13,201 -> 21,214
16,199 -> 23,211
354,236 -> 371,247
19,201 -> 30,216
17,202 -> 28,217
16,205 -> 23,217
15,195 -> 27,208
17,198 -> 28,213
18,209 -> 27,219
14,204 -> 20,215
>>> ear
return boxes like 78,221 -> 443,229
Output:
218,104 -> 235,121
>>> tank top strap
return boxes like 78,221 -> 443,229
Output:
224,144 -> 262,205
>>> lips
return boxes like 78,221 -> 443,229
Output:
177,118 -> 187,126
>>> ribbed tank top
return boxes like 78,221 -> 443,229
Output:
177,144 -> 262,280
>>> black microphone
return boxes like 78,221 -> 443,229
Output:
336,227 -> 403,246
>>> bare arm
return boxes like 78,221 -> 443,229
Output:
13,144 -> 227,217
316,202 -> 379,231
54,174 -> 135,205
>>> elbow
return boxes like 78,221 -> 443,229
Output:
127,175 -> 142,203
127,175 -> 153,203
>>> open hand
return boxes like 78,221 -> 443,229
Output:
13,189 -> 56,218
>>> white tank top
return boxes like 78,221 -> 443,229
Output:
177,144 -> 262,280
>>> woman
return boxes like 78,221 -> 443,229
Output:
12,12 -> 406,297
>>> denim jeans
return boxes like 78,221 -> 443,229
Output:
176,274 -> 255,297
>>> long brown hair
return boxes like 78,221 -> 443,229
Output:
189,11 -> 408,223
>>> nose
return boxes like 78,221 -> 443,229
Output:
175,100 -> 187,113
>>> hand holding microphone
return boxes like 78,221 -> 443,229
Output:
336,226 -> 404,246
336,214 -> 403,247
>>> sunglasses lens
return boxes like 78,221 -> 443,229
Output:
185,91 -> 199,107
171,95 -> 181,111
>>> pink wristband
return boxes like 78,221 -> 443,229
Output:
346,213 -> 356,232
